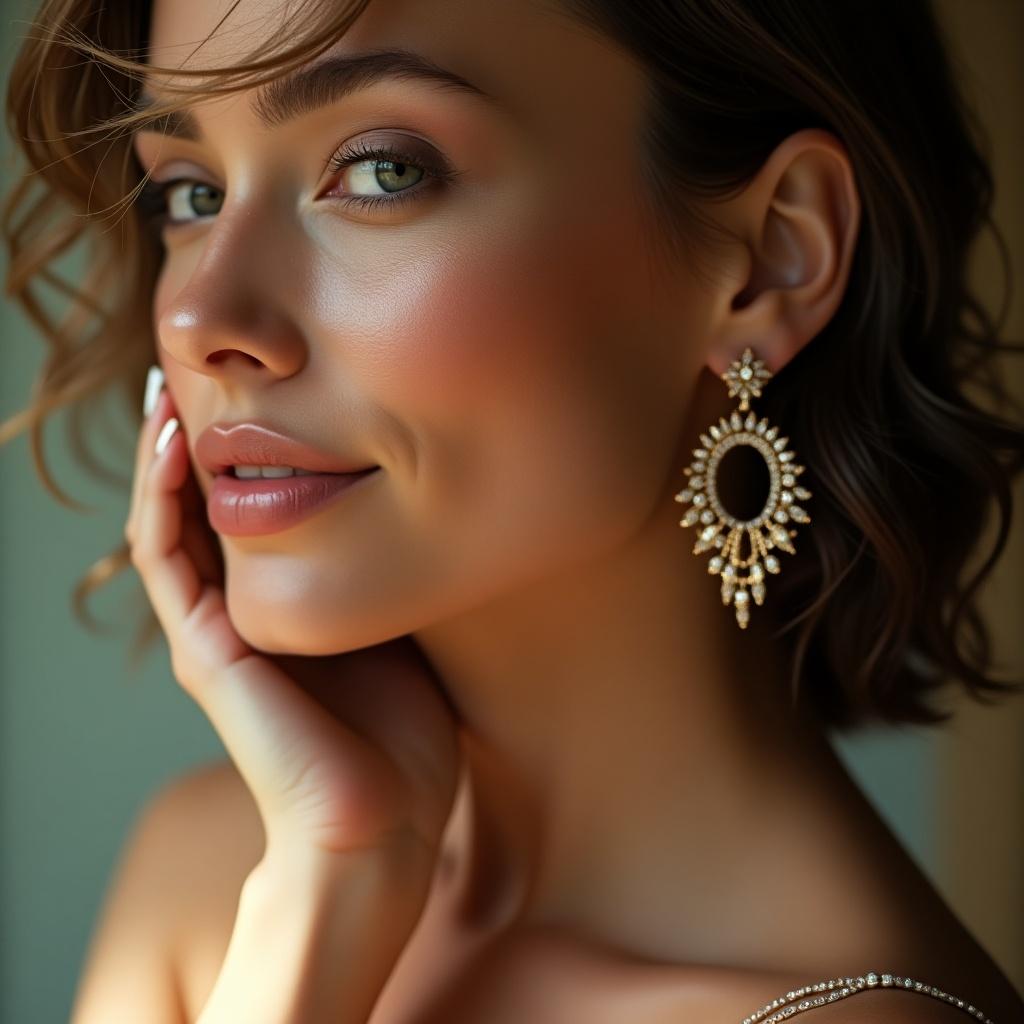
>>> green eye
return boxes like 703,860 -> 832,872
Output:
168,181 -> 223,219
341,156 -> 426,196
325,139 -> 457,212
136,179 -> 224,226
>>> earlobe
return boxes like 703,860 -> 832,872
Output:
710,128 -> 861,376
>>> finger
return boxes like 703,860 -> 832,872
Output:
131,408 -> 204,633
125,382 -> 174,547
125,366 -> 166,540
180,462 -> 225,585
129,369 -> 224,586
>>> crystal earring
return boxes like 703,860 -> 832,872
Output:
674,347 -> 812,629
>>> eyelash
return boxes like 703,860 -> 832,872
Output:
135,139 -> 458,226
326,138 -> 458,211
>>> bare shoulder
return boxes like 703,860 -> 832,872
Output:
155,754 -> 264,878
154,757 -> 265,1003
121,757 -> 264,956
69,756 -> 261,1023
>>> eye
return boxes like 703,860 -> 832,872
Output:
325,138 -> 459,212
136,178 -> 224,227
335,149 -> 425,196
133,138 -> 460,228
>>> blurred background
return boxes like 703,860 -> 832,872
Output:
1,0 -> 1021,1020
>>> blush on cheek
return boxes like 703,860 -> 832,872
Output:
386,226 -> 654,527
353,229 -> 600,431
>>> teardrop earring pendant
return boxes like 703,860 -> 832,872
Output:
674,347 -> 812,630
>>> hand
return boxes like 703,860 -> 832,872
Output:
124,373 -> 462,872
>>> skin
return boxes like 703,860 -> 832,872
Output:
128,0 -> 1023,1019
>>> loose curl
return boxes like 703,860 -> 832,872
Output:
3,0 -> 1022,729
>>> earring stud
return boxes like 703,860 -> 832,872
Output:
674,347 -> 812,629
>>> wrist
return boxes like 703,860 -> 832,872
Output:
196,831 -> 436,1024
253,822 -> 440,898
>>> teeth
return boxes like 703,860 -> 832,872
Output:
232,465 -> 318,478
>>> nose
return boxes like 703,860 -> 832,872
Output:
155,206 -> 309,386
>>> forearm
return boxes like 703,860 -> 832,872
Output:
194,835 -> 433,1024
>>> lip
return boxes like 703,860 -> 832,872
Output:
195,421 -> 378,477
194,421 -> 380,537
207,468 -> 380,536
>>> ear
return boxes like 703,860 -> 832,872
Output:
703,128 -> 861,378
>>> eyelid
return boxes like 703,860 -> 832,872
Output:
322,139 -> 462,215
135,176 -> 222,228
321,132 -> 459,188
134,134 -> 463,227
320,125 -> 445,168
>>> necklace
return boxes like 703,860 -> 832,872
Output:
741,970 -> 996,1023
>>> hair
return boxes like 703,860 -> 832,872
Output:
3,0 -> 1022,730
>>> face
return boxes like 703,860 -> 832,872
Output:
137,0 -> 711,655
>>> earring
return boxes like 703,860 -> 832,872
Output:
674,346 -> 812,630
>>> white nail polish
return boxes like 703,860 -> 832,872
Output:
155,417 -> 179,456
143,365 -> 165,418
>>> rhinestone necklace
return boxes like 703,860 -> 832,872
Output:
740,970 -> 996,1023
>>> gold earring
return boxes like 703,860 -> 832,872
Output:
674,347 -> 812,629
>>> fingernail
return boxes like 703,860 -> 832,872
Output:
154,417 -> 179,456
143,365 -> 165,418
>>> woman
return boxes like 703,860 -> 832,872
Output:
3,0 -> 1023,1020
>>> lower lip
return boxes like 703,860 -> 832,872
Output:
207,468 -> 380,537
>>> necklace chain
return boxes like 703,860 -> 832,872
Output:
741,970 -> 996,1024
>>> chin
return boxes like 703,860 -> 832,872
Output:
233,615 -> 373,658
223,585 -> 408,659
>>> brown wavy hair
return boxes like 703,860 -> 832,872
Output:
3,0 -> 1022,730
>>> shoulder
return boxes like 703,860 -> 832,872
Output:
145,757 -> 266,1013
103,755 -> 260,921
119,757 -> 263,942
152,754 -> 262,853
70,757 -> 260,1022
149,754 -> 265,922
172,753 -> 261,838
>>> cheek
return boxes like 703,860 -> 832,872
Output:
152,267 -> 193,401
153,259 -> 187,333
321,201 -> 685,580
152,266 -> 221,498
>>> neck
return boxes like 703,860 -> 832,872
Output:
411,492 -> 866,969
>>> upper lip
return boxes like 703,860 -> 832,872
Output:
195,422 -> 378,476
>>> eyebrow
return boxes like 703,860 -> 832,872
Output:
132,48 -> 496,140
